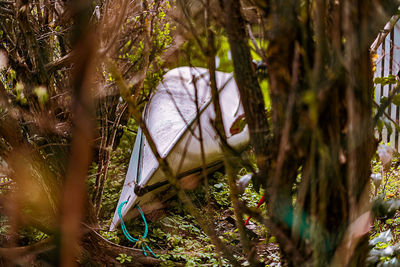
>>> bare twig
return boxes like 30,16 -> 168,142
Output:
373,83 -> 400,125
109,59 -> 241,266
246,24 -> 267,63
94,103 -> 127,216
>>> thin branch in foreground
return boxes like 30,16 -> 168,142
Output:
108,60 -> 241,267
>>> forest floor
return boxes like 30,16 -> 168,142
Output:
103,154 -> 400,266
2,148 -> 400,266
102,170 -> 280,266
368,156 -> 400,266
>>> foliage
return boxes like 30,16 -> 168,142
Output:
116,253 -> 132,263
369,156 -> 400,266
0,0 -> 175,265
1,0 -> 400,266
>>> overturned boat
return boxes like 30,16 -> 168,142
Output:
110,67 -> 250,231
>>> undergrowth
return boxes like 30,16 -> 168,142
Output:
3,121 -> 400,266
84,127 -> 400,266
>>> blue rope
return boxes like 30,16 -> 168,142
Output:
117,200 -> 157,258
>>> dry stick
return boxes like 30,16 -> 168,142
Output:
108,61 -> 176,184
370,15 -> 399,54
94,103 -> 127,216
246,24 -> 267,63
239,200 -> 305,265
60,68 -> 94,266
177,189 -> 241,267
34,0 -> 43,35
47,1 -> 56,96
268,44 -> 301,260
94,102 -> 121,210
373,83 -> 400,126
204,1 -> 255,264
0,6 -> 12,15
345,39 -> 368,216
81,223 -> 161,266
16,0 -> 48,84
92,103 -> 106,204
199,0 -> 214,207
164,69 -> 218,177
343,1 -> 377,265
98,0 -> 130,57
109,62 -> 241,267
181,66 -> 219,251
44,51 -> 76,74
0,180 -> 12,187
175,131 -> 195,176
165,88 -> 200,140
175,63 -> 212,201
373,101 -> 399,127
173,1 -> 256,263
192,70 -> 211,204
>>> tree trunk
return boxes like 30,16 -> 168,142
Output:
221,0 -> 271,191
223,0 -> 391,265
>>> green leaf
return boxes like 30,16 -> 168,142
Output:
394,122 -> 400,132
374,77 -> 384,84
229,114 -> 247,136
377,119 -> 384,133
392,94 -> 400,106
374,75 -> 398,85
381,96 -> 389,104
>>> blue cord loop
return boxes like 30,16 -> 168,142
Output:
117,200 -> 157,258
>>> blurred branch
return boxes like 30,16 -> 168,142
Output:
59,2 -> 96,266
205,0 -> 257,264
176,0 -> 205,52
0,6 -> 12,15
373,101 -> 400,127
98,0 -> 130,56
0,180 -> 13,187
0,238 -> 55,262
44,51 -> 75,74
